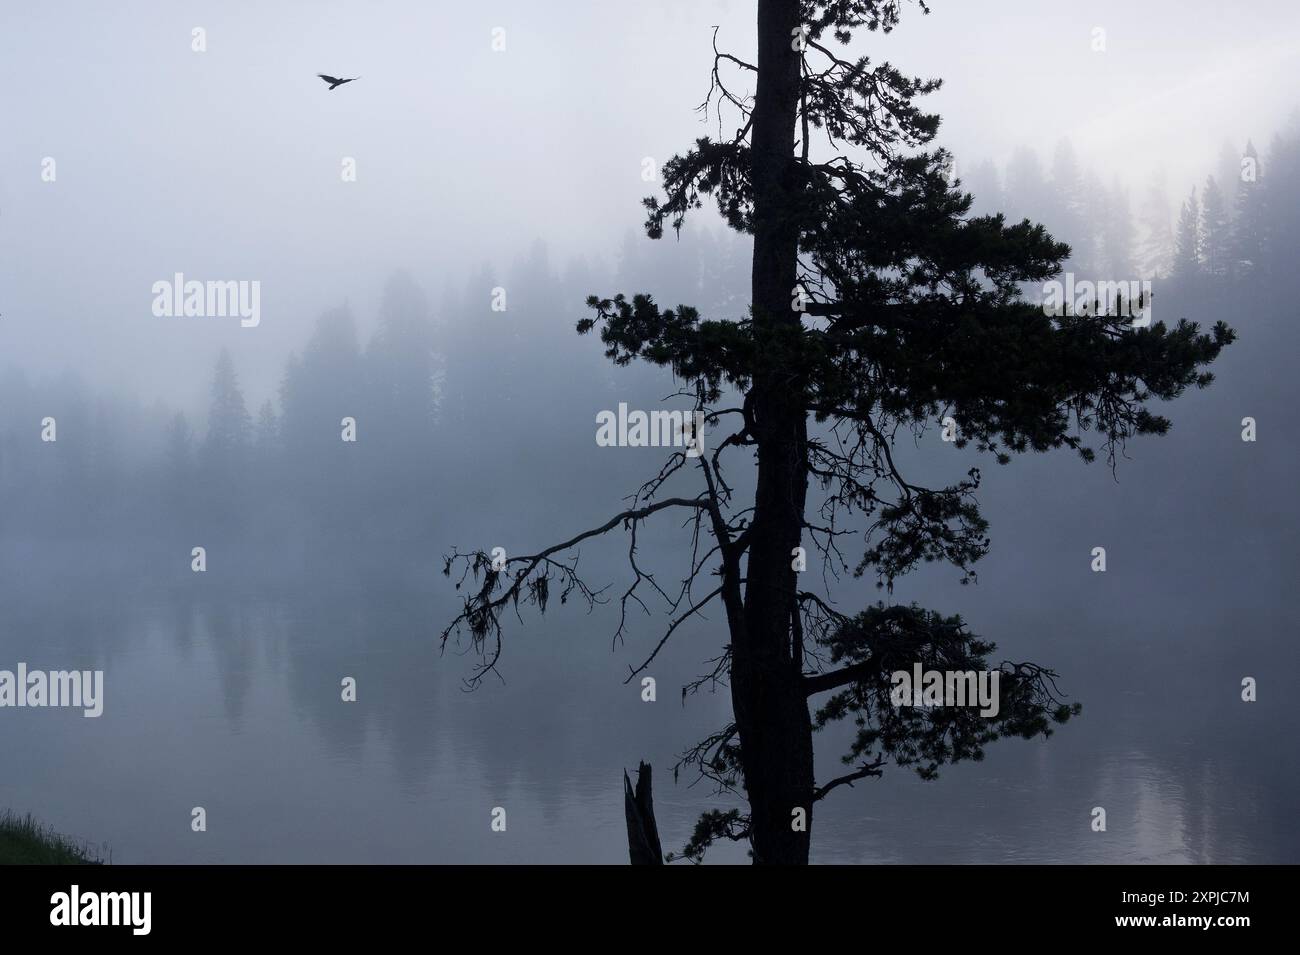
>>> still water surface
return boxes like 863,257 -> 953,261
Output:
2,572 -> 1290,864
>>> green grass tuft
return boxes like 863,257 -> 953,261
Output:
0,810 -> 106,865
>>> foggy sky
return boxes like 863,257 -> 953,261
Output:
2,0 -> 1298,413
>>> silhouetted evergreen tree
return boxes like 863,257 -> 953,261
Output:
963,159 -> 1003,217
367,271 -> 439,438
1048,140 -> 1088,271
278,307 -> 364,534
1174,187 -> 1202,279
280,307 -> 362,460
438,263 -> 501,437
1215,141 -> 1242,219
202,349 -> 252,464
198,349 -> 252,526
1261,125 -> 1300,278
1003,146 -> 1051,229
1098,178 -> 1135,277
254,400 -> 280,451
163,411 -> 194,512
1136,181 -> 1173,278
1200,176 -> 1230,278
1233,140 -> 1264,278
443,0 -> 1232,864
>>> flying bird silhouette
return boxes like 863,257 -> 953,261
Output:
317,73 -> 359,90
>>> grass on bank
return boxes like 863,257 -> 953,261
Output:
0,810 -> 106,864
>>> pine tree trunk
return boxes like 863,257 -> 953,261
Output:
731,0 -> 816,865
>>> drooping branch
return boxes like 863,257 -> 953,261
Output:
441,495 -> 711,688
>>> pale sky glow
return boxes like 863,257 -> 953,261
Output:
0,0 -> 1296,406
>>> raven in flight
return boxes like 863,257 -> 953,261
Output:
317,73 -> 359,90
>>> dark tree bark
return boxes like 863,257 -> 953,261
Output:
624,762 -> 664,865
733,0 -> 816,865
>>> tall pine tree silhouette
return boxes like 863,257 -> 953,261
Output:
443,0 -> 1233,864
201,349 -> 251,479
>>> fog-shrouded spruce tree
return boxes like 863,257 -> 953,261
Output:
442,0 -> 1233,864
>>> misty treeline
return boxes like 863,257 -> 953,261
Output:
0,231 -> 746,575
1,120 -> 1297,575
963,126 -> 1300,283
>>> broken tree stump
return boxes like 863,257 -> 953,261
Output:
624,761 -> 664,864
